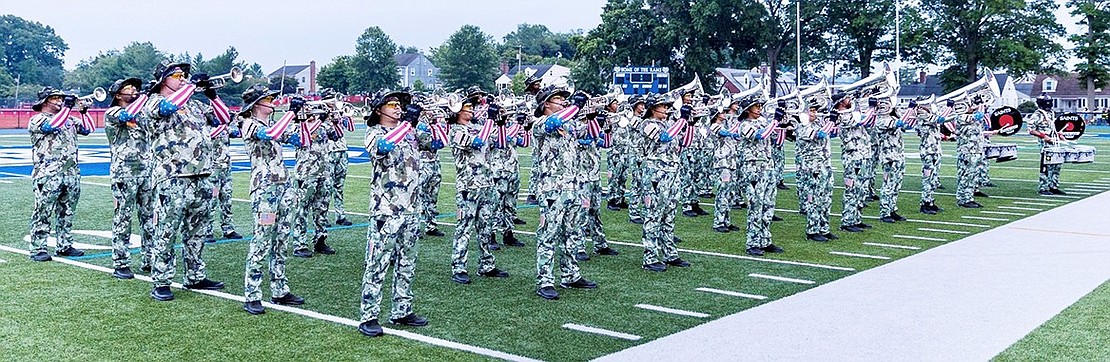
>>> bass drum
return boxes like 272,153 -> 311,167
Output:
989,106 -> 1023,136
1055,113 -> 1086,141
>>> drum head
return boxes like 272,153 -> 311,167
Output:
1055,113 -> 1086,141
990,106 -> 1023,136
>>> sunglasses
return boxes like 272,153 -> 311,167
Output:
384,101 -> 401,109
260,96 -> 274,103
167,72 -> 187,80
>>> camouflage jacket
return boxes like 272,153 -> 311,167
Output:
366,124 -> 421,216
144,95 -> 217,183
626,115 -> 648,161
208,119 -> 238,170
450,123 -> 493,190
710,118 -> 739,170
640,117 -> 682,172
737,117 -> 772,164
1028,109 -> 1055,149
794,120 -> 832,169
874,115 -> 905,163
104,106 -> 151,178
915,109 -> 943,156
572,120 -> 602,183
956,113 -> 985,156
293,120 -> 333,179
532,114 -> 580,196
488,122 -> 521,178
835,110 -> 873,162
326,116 -> 351,153
609,111 -> 636,153
241,115 -> 296,188
27,111 -> 85,180
416,120 -> 444,163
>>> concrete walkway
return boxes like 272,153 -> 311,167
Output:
598,191 -> 1110,361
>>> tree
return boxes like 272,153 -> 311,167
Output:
1069,0 -> 1110,111
0,15 -> 68,87
350,26 -> 400,93
269,76 -> 298,95
64,42 -> 165,93
510,72 -> 527,95
317,55 -> 355,93
397,46 -> 421,55
412,79 -> 427,92
755,0 -> 828,96
433,25 -> 499,91
921,0 -> 1064,91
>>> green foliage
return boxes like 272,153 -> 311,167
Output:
412,79 -> 427,92
0,15 -> 67,87
317,55 -> 356,94
1017,100 -> 1038,114
63,42 -> 164,93
350,26 -> 400,93
510,72 -> 527,95
268,75 -> 298,95
1069,0 -> 1110,91
433,25 -> 499,92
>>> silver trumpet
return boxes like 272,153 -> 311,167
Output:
77,87 -> 107,105
197,66 -> 245,90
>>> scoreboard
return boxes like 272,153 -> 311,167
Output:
612,66 -> 670,95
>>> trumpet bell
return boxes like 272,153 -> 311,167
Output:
229,66 -> 244,83
79,87 -> 107,103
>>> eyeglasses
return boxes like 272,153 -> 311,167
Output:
260,96 -> 274,103
167,72 -> 187,80
384,101 -> 401,109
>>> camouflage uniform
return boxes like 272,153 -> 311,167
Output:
291,120 -> 333,252
875,110 -> 906,218
737,117 -> 775,249
955,112 -> 985,204
360,123 -> 424,323
532,114 -> 585,287
639,116 -> 683,265
416,121 -> 444,233
864,126 -> 880,198
916,109 -> 943,207
977,136 -> 993,187
696,124 -> 716,196
489,123 -> 522,239
325,118 -> 351,222
626,112 -> 648,222
570,121 -> 610,254
27,111 -> 87,255
450,123 -> 498,275
771,131 -> 786,186
837,108 -> 872,227
105,106 -> 156,269
205,123 -> 238,240
795,120 -> 833,235
1028,109 -> 1061,191
144,94 -> 218,287
240,114 -> 300,303
711,117 -> 740,229
678,120 -> 702,213
606,112 -> 634,205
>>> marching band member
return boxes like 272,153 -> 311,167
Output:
204,85 -> 243,244
105,78 -> 155,278
238,85 -> 306,314
321,89 -> 355,227
27,87 -> 93,261
874,95 -> 909,223
144,61 -> 229,301
1029,95 -> 1066,195
954,100 -> 988,208
736,94 -> 784,256
525,75 -> 544,206
290,106 -> 336,258
913,99 -> 945,214
532,87 -> 598,299
795,103 -> 837,241
488,104 -> 527,248
835,93 -> 873,233
639,95 -> 691,270
358,90 -> 429,336
710,107 -> 742,233
413,94 -> 448,238
570,110 -> 620,260
679,91 -> 709,218
623,96 -> 649,224
604,98 -> 632,211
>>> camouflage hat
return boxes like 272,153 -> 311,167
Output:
1036,94 -> 1053,110
108,78 -> 144,107
525,75 -> 542,87
466,86 -> 488,99
32,87 -> 67,112
151,60 -> 191,89
367,90 -> 413,126
240,84 -> 280,116
533,86 -> 571,117
736,93 -> 764,114
628,94 -> 646,107
319,87 -> 338,100
641,94 -> 674,119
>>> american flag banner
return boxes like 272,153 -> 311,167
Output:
80,112 -> 96,133
124,94 -> 149,118
299,120 -> 323,147
665,119 -> 687,139
431,122 -> 449,144
497,126 -> 508,148
210,97 -> 232,125
821,120 -> 837,135
943,121 -> 958,134
586,118 -> 601,139
518,131 -> 532,147
858,108 -> 877,127
167,84 -> 197,108
383,122 -> 413,144
48,107 -> 73,129
265,111 -> 297,139
601,132 -> 612,148
680,124 -> 695,147
940,106 -> 954,119
759,121 -> 777,140
901,108 -> 919,128
477,117 -> 495,142
549,104 -> 580,125
209,123 -> 227,138
772,128 -> 787,146
729,120 -> 740,135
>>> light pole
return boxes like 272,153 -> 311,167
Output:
13,74 -> 20,105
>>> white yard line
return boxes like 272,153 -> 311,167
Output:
829,251 -> 891,260
562,323 -> 642,341
981,211 -> 1026,217
80,181 -> 111,187
633,304 -> 710,318
962,216 -> 1010,222
604,239 -> 856,272
0,171 -> 30,178
917,228 -> 970,235
892,234 -> 948,242
0,179 -> 11,184
862,242 -> 922,250
748,273 -> 815,285
694,287 -> 767,300
1013,201 -> 1057,207
0,244 -> 540,362
904,219 -> 990,228
999,206 -> 1043,211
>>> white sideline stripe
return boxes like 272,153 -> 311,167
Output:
917,228 -> 969,235
1013,201 -> 1057,207
862,242 -> 921,250
0,258 -> 6,263
1040,194 -> 1082,199
962,215 -> 1010,222
633,304 -> 710,318
0,244 -> 541,362
893,234 -> 948,242
80,181 -> 110,187
981,211 -> 1026,216
695,287 -> 767,300
0,172 -> 30,178
0,179 -> 11,184
562,323 -> 642,341
829,251 -> 891,260
905,219 -> 990,228
748,273 -> 815,285
999,206 -> 1043,211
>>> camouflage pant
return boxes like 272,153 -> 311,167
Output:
111,175 -> 155,269
293,176 -> 330,251
956,154 -> 981,204
452,187 -> 496,274
606,147 -> 630,203
772,143 -> 785,185
535,191 -> 583,287
244,182 -> 297,302
492,173 -> 520,234
1039,155 -> 1061,192
879,158 -> 906,217
732,168 -> 747,207
641,161 -> 679,265
151,176 -> 213,287
977,154 -> 992,186
712,167 -> 739,228
205,166 -> 236,239
627,158 -> 645,220
327,151 -> 349,220
798,165 -> 832,235
529,147 -> 541,198
417,160 -> 442,232
360,214 -> 419,322
29,173 -> 81,254
841,156 -> 867,227
741,161 -> 774,248
572,180 -> 609,254
920,153 -> 941,204
865,142 -> 879,196
679,148 -> 700,207
697,148 -> 714,194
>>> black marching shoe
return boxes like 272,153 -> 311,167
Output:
771,215 -> 784,222
223,231 -> 243,240
728,224 -> 741,231
487,234 -> 501,251
150,286 -> 174,301
323,219 -> 332,228
243,300 -> 265,315
673,236 -> 683,243
271,293 -> 305,305
731,203 -> 747,210
140,264 -> 152,273
479,268 -> 510,278
920,204 -> 937,215
777,182 -> 790,190
682,208 -> 699,217
574,251 -> 590,261
664,258 -> 691,267
451,272 -> 471,284
974,191 -> 990,198
617,199 -> 630,209
880,216 -> 896,223
293,248 -> 313,258
937,184 -> 946,189
822,232 -> 839,240
891,212 -> 907,221
713,226 -> 731,233
629,218 -> 645,224
983,182 -> 997,187
30,251 -> 51,262
840,225 -> 864,233
426,228 -> 446,237
930,203 -> 944,212
868,194 -> 881,201
112,267 -> 135,279
643,262 -> 667,272
502,231 -> 525,247
560,278 -> 598,289
359,319 -> 384,337
314,234 -> 336,255
204,236 -> 216,244
692,204 -> 710,216
856,223 -> 873,229
536,286 -> 559,300
745,247 -> 765,256
336,218 -> 354,226
762,244 -> 785,253
525,195 -> 539,205
55,247 -> 85,257
512,217 -> 527,225
1039,190 -> 1054,196
1050,188 -> 1067,195
184,279 -> 226,290
595,247 -> 620,255
958,201 -> 983,208
806,233 -> 828,242
606,200 -> 622,211
390,313 -> 429,327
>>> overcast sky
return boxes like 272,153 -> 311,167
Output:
2,0 -> 1087,73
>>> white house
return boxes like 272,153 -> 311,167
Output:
267,61 -> 317,94
496,64 -> 571,93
